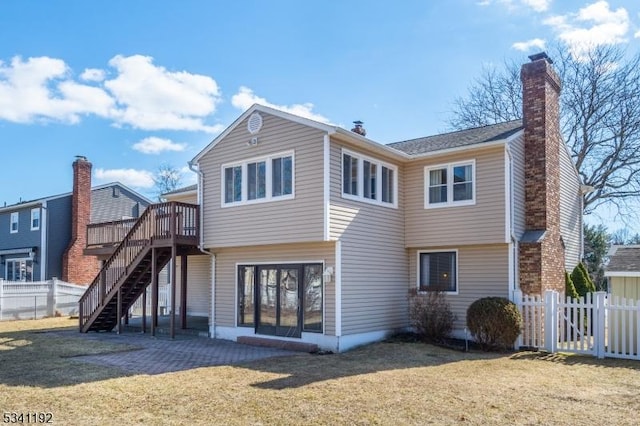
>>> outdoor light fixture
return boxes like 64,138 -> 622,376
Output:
323,267 -> 334,283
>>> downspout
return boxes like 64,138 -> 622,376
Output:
40,201 -> 47,281
188,160 -> 216,337
505,144 -> 517,300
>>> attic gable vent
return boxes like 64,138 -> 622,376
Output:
247,112 -> 263,134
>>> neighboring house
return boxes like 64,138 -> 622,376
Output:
605,245 -> 640,300
0,156 -> 151,284
80,52 -> 583,352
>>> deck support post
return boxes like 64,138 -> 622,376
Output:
151,248 -> 158,336
117,289 -> 122,334
180,254 -> 188,329
141,288 -> 147,333
170,244 -> 177,339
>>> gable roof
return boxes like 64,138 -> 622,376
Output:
605,246 -> 640,276
0,182 -> 152,214
191,103 -> 410,165
191,105 -> 525,167
388,120 -> 523,155
162,184 -> 197,197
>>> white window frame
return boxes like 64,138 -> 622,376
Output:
424,160 -> 476,209
416,249 -> 459,295
341,148 -> 398,209
30,208 -> 40,231
5,257 -> 34,282
221,150 -> 295,207
10,212 -> 18,233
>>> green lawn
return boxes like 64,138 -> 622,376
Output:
1,318 -> 639,425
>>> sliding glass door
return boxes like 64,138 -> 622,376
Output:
238,263 -> 323,338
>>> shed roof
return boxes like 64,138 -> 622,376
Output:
606,246 -> 640,275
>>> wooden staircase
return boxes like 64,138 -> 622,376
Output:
79,202 -> 200,333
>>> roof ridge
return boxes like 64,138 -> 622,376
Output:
389,119 -> 523,146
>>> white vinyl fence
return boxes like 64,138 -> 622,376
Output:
0,279 -> 86,321
128,284 -> 171,317
515,289 -> 640,361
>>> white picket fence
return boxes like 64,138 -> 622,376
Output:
0,279 -> 87,321
515,289 -> 640,360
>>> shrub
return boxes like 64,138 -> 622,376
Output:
565,271 -> 579,300
571,262 -> 595,297
466,297 -> 522,351
409,291 -> 456,342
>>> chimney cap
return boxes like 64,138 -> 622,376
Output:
75,155 -> 88,161
528,51 -> 553,64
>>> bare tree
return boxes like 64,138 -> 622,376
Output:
449,45 -> 640,221
153,163 -> 182,201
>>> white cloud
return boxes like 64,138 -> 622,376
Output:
231,86 -> 332,124
0,54 -> 225,133
512,38 -> 546,51
635,30 -> 640,38
132,136 -> 187,154
81,68 -> 105,82
0,56 -> 113,123
105,55 -> 223,133
94,168 -> 155,188
522,0 -> 550,12
544,1 -> 630,58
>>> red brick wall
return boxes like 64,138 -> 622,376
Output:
519,54 -> 566,295
62,157 -> 99,285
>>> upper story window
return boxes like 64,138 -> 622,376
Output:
424,160 -> 475,209
222,151 -> 294,206
342,149 -> 397,208
31,208 -> 40,231
10,212 -> 18,233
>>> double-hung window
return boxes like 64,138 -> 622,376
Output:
222,151 -> 294,206
418,251 -> 457,293
10,212 -> 18,233
425,160 -> 475,208
30,208 -> 40,231
342,149 -> 397,208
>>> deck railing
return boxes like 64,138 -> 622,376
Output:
87,218 -> 138,247
79,202 -> 199,331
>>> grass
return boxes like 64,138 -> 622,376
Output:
1,318 -> 640,425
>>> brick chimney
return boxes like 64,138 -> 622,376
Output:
62,156 -> 98,284
518,52 -> 565,295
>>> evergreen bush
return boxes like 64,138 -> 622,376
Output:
466,297 -> 522,351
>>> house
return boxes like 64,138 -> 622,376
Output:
605,245 -> 640,300
0,156 -> 151,284
79,52 -> 583,352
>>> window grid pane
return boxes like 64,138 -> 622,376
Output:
381,166 -> 394,203
247,161 -> 266,200
429,169 -> 447,204
453,165 -> 473,201
363,161 -> 377,200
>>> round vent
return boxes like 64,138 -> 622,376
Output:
247,112 -> 263,134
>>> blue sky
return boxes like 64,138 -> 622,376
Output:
1,1 -> 639,230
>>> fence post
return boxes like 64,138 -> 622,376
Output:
513,289 -> 523,350
595,291 -> 606,359
47,278 -> 57,317
544,290 -> 558,353
0,278 -> 4,321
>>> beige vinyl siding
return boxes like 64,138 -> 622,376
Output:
405,146 -> 507,247
329,139 -> 408,335
509,134 -> 526,238
213,242 -> 336,335
610,277 -> 640,301
559,145 -> 582,271
175,255 -> 211,317
198,113 -> 326,248
409,244 -> 510,329
164,192 -> 197,204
